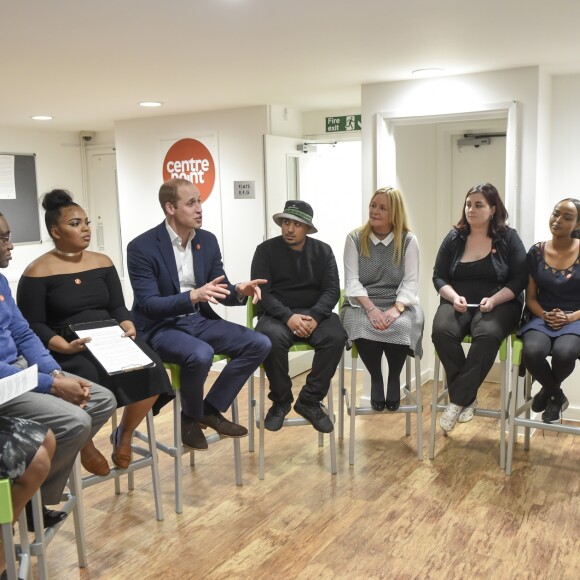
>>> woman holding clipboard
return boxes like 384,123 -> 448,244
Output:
17,190 -> 173,475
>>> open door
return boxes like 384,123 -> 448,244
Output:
263,134 -> 315,376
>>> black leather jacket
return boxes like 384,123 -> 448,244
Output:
432,226 -> 527,307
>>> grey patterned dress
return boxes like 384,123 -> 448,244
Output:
0,416 -> 48,479
340,230 -> 424,357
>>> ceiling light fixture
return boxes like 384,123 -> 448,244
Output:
31,115 -> 53,121
411,68 -> 446,77
139,101 -> 163,107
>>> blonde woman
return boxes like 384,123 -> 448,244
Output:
341,187 -> 424,412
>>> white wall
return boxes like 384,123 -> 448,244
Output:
0,127 -> 85,287
549,73 -> 580,419
114,106 -> 270,327
362,67 -> 543,249
550,74 -> 580,208
393,124 -> 439,377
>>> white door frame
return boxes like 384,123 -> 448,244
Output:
375,101 -> 519,230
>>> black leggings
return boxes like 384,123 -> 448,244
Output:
354,339 -> 409,401
522,330 -> 580,395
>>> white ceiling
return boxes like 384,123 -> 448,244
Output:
2,0 -> 580,132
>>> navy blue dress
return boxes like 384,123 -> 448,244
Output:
519,242 -> 580,338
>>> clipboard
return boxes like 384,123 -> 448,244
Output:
69,319 -> 156,376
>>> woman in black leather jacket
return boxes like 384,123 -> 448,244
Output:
432,183 -> 527,433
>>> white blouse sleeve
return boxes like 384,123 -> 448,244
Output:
396,234 -> 420,306
343,234 -> 367,307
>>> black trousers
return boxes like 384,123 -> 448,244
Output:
255,313 -> 347,405
431,301 -> 521,406
522,330 -> 580,395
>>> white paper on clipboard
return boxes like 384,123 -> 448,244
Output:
70,320 -> 155,375
0,364 -> 38,405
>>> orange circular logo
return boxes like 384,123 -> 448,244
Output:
163,138 -> 216,203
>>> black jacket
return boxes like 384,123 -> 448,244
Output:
432,226 -> 527,306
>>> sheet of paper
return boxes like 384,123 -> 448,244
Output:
75,325 -> 154,375
0,364 -> 38,405
0,154 -> 16,199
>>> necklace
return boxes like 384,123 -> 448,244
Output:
53,248 -> 83,257
372,228 -> 391,240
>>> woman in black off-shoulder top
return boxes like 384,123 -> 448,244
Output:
17,189 -> 173,475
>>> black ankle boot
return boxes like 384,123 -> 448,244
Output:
542,390 -> 569,423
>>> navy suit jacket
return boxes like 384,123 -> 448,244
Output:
127,222 -> 242,342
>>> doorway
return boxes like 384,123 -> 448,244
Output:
263,135 -> 362,376
86,146 -> 123,275
374,103 -> 518,390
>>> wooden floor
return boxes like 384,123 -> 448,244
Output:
30,370 -> 580,579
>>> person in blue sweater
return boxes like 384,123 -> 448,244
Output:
0,212 -> 115,528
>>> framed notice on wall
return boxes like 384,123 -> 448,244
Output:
0,153 -> 41,243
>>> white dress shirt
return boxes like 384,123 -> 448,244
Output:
165,221 -> 196,292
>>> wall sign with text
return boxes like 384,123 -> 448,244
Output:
162,138 -> 216,203
326,115 -> 362,133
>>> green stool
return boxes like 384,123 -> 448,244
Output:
506,337 -> 580,475
246,300 -> 337,480
162,357 -> 242,514
1,478 -> 23,580
341,341 -> 424,465
28,458 -> 87,580
430,335 -> 510,468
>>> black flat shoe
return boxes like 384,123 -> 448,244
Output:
370,399 -> 386,412
385,399 -> 400,412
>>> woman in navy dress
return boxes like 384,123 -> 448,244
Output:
519,198 -> 580,423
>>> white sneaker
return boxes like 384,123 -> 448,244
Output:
440,403 -> 463,432
458,399 -> 478,423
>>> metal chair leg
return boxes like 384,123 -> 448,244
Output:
405,358 -> 412,436
338,353 -> 345,440
349,356 -> 358,465
258,370 -> 266,481
415,356 -> 424,461
248,375 -> 255,452
232,398 -> 242,486
429,357 -> 441,459
499,357 -> 508,470
173,391 -> 183,514
506,362 -> 520,475
145,410 -> 164,520
328,380 -> 337,474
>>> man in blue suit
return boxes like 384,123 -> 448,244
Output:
127,178 -> 271,450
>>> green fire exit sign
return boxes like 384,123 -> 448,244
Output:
326,115 -> 362,132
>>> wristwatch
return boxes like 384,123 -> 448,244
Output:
394,302 -> 405,313
50,369 -> 64,379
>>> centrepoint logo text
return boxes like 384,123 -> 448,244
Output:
166,158 -> 210,184
162,138 -> 216,202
